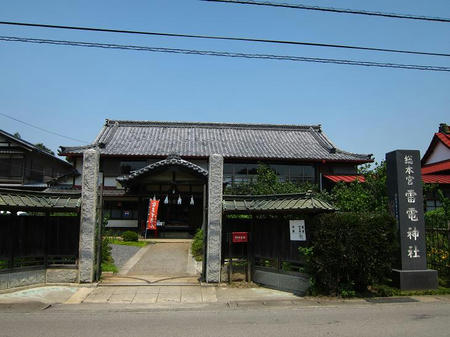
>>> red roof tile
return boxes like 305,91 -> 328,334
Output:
422,130 -> 450,165
422,160 -> 450,175
436,132 -> 450,148
422,175 -> 450,184
323,175 -> 366,183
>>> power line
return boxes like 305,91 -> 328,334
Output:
0,112 -> 89,144
202,0 -> 450,23
0,20 -> 448,57
1,35 -> 449,72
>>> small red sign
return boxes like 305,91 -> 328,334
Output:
232,232 -> 248,243
146,200 -> 159,230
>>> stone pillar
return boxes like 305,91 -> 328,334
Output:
206,154 -> 223,283
78,148 -> 100,283
386,150 -> 437,290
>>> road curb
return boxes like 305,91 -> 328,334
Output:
65,287 -> 94,304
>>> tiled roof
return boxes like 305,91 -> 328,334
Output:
117,155 -> 208,185
0,188 -> 81,212
422,175 -> 450,184
0,129 -> 73,168
436,132 -> 450,148
421,159 -> 450,175
422,124 -> 450,164
323,175 -> 366,183
60,120 -> 372,163
223,193 -> 335,213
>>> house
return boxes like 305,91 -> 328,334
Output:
0,129 -> 75,190
421,123 -> 450,211
59,120 -> 373,234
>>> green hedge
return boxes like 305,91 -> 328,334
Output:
121,230 -> 139,242
425,208 -> 448,228
300,212 -> 397,296
425,208 -> 450,283
191,229 -> 204,261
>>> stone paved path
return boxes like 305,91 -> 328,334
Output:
110,244 -> 140,269
101,240 -> 199,285
126,241 -> 196,277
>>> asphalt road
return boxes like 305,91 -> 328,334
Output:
1,300 -> 449,337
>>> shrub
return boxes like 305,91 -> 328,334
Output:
425,207 -> 448,228
121,230 -> 138,242
372,284 -> 397,297
425,207 -> 450,283
191,229 -> 204,261
101,236 -> 113,263
101,236 -> 118,274
299,212 -> 397,296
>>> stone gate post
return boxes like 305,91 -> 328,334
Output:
78,148 -> 100,283
206,154 -> 223,283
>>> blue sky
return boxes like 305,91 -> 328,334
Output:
0,0 -> 448,163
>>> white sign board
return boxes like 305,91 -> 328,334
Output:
289,220 -> 306,241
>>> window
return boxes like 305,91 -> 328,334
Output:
223,162 -> 315,186
103,201 -> 138,220
425,200 -> 442,212
120,161 -> 147,175
289,165 -> 315,183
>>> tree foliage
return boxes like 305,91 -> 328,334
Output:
328,162 -> 388,213
34,142 -> 55,156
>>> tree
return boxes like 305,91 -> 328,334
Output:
330,162 -> 388,214
34,142 -> 55,156
11,132 -> 55,156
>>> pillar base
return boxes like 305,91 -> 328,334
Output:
392,269 -> 438,291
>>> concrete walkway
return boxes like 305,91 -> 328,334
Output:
3,284 -> 450,309
82,285 -> 219,304
69,284 -> 302,304
102,240 -> 200,285
127,241 -> 196,276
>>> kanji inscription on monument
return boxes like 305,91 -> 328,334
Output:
386,150 -> 437,290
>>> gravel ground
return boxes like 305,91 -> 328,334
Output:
111,244 -> 141,270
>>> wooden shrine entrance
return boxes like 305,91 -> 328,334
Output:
116,155 -> 208,238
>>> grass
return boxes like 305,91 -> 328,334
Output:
101,261 -> 118,273
110,238 -> 149,247
357,282 -> 450,298
191,229 -> 204,261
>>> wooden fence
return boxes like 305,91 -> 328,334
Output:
0,215 -> 80,271
426,220 -> 450,280
222,215 -> 312,276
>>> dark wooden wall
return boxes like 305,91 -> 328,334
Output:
0,215 -> 80,270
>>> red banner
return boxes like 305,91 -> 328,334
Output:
146,200 -> 159,230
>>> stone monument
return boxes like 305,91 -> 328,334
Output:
386,150 -> 438,290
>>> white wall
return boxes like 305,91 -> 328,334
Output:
106,219 -> 138,228
104,176 -> 119,188
74,158 -> 83,186
425,142 -> 450,165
